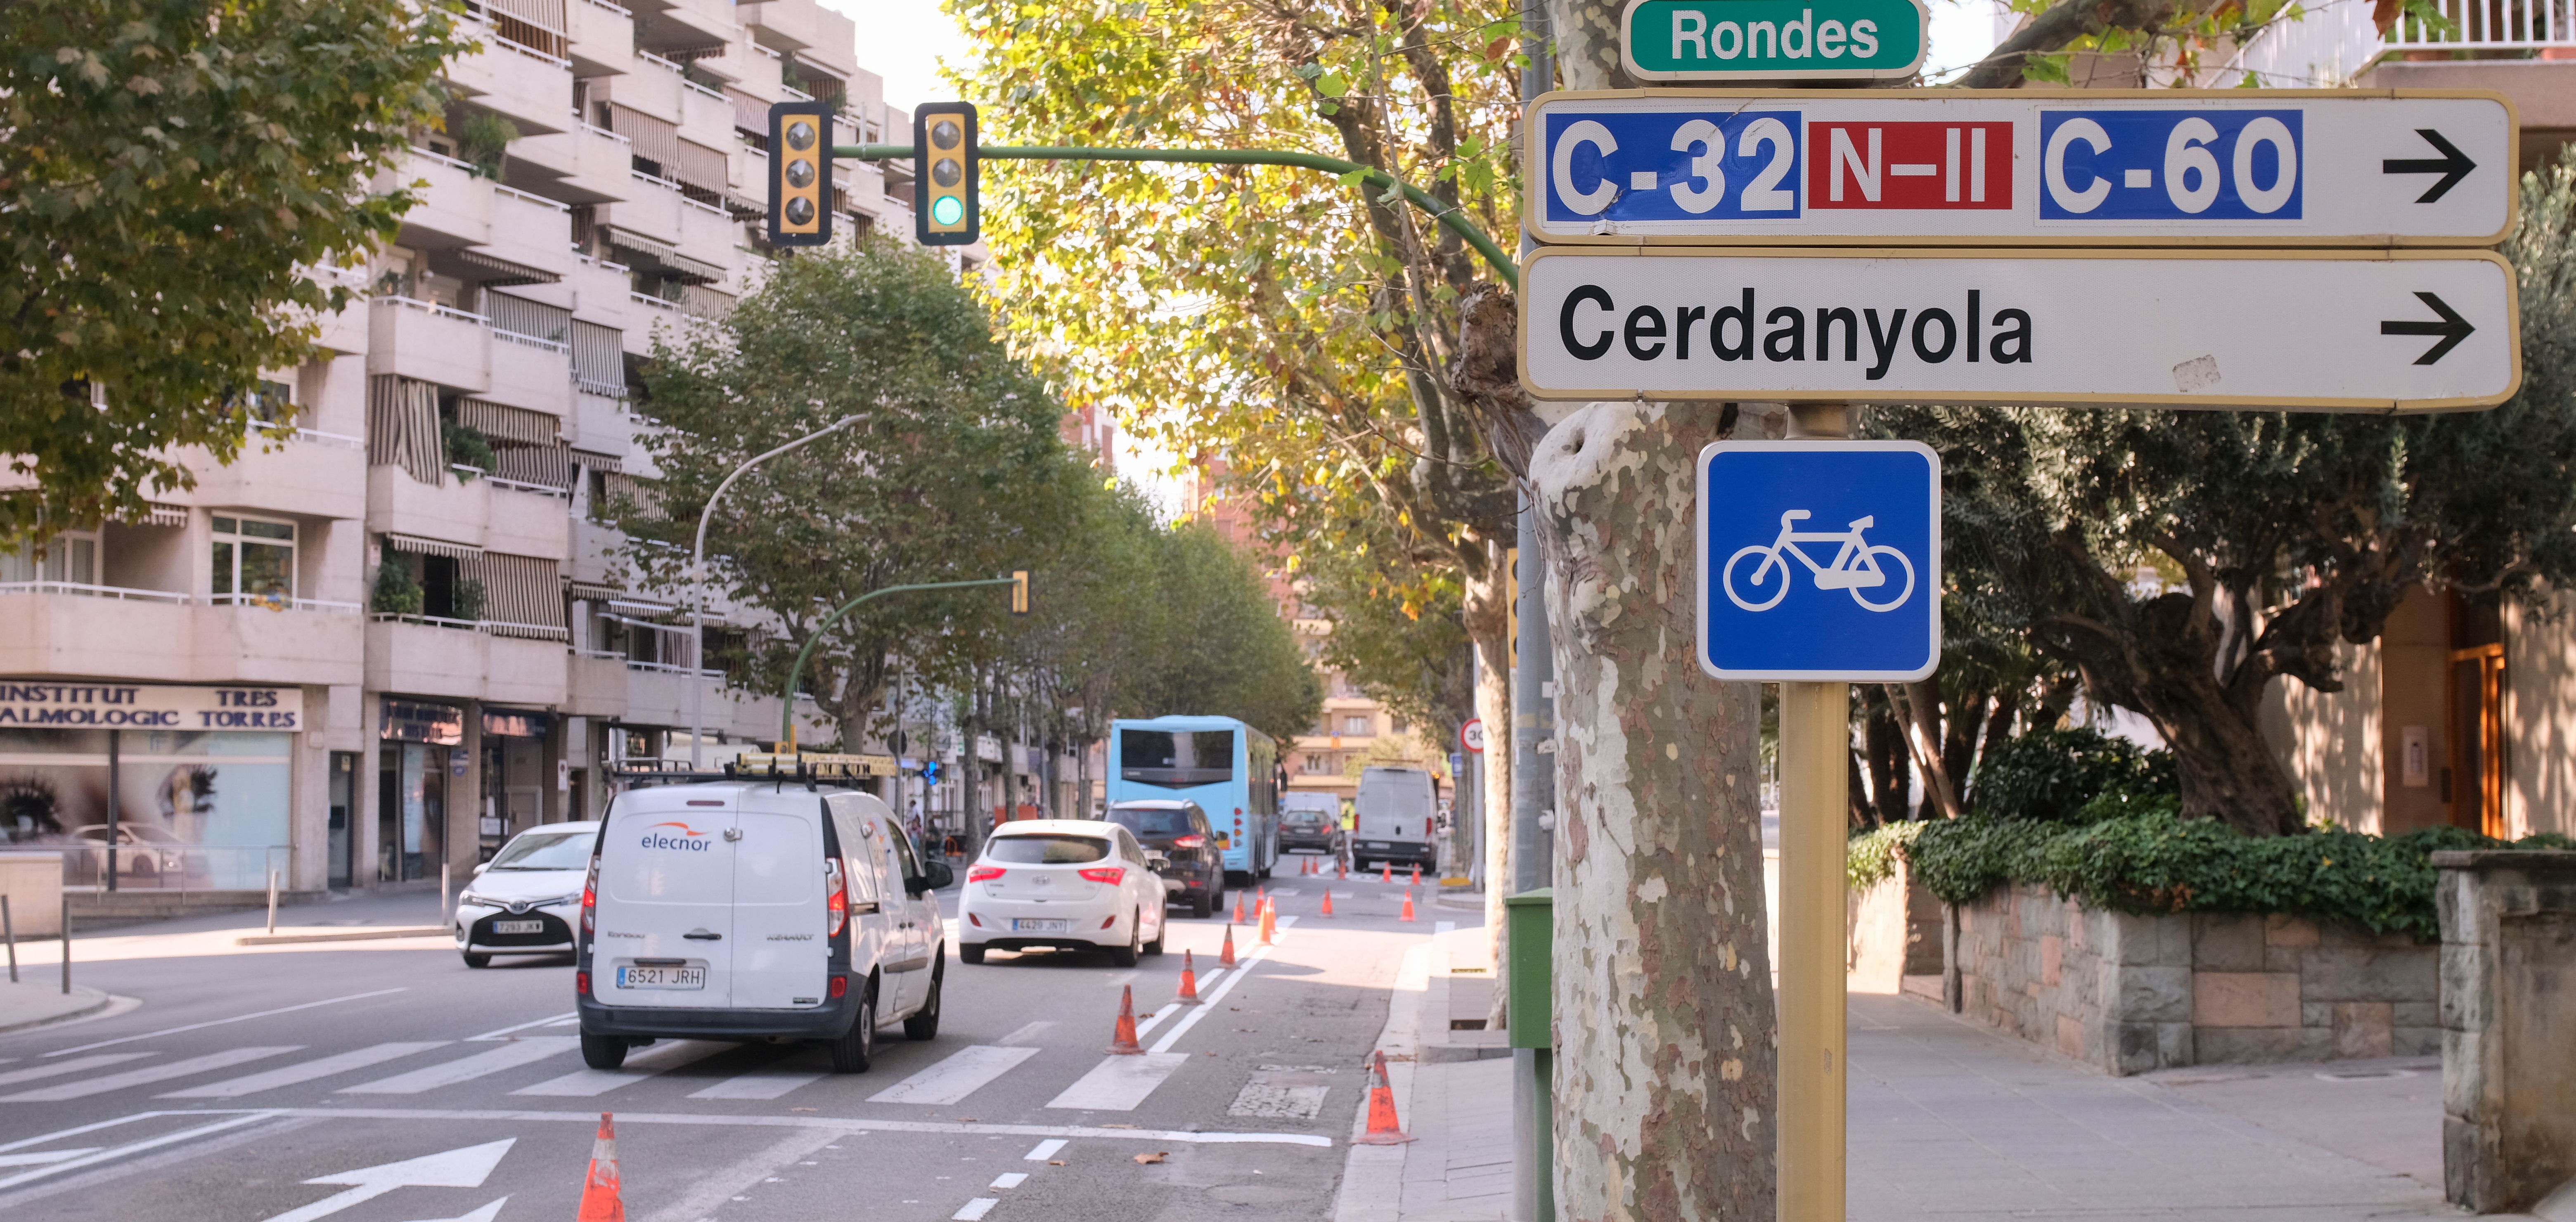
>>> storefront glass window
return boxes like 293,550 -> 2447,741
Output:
0,727 -> 291,888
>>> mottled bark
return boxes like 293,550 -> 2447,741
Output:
1532,401 -> 1776,1221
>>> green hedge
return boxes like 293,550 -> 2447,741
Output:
1849,807 -> 2571,941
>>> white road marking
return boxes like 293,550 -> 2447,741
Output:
1022,1139 -> 1066,1160
951,1198 -> 999,1220
510,1039 -> 727,1097
988,1172 -> 1027,1189
44,990 -> 404,1057
994,1021 -> 1053,1047
687,1061 -> 828,1100
162,1042 -> 451,1099
868,1045 -> 1038,1105
462,1012 -> 576,1042
0,1147 -> 99,1167
1435,920 -> 1456,934
337,1038 -> 577,1095
1148,918 -> 1293,1054
0,1112 -> 282,1191
4,1047 -> 301,1101
0,1054 -> 154,1088
1043,1054 -> 1189,1111
259,1137 -> 515,1222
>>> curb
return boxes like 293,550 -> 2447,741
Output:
0,985 -> 119,1036
234,926 -> 450,946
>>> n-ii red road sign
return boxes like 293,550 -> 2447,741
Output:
1517,247 -> 2518,411
1523,90 -> 2515,247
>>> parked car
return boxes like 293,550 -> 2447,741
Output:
1278,796 -> 1345,856
455,820 -> 599,967
1104,799 -> 1224,918
958,819 -> 1168,966
575,781 -> 952,1073
1354,765 -> 1439,872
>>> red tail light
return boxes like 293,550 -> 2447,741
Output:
1077,866 -> 1125,885
580,860 -> 598,934
825,858 -> 849,937
967,864 -> 1005,883
828,974 -> 848,999
576,970 -> 591,997
1171,835 -> 1205,848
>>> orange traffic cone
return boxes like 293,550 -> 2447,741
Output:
1380,862 -> 1392,883
1176,950 -> 1201,1006
578,1111 -> 625,1221
1108,985 -> 1143,1054
1354,1050 -> 1413,1145
1232,893 -> 1247,924
1409,864 -> 1421,886
1320,888 -> 1335,918
1401,889 -> 1416,922
1220,923 -> 1238,967
1258,897 -> 1276,945
1338,858 -> 1347,880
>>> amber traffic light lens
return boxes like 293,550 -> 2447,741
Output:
785,159 -> 816,188
931,118 -> 962,150
786,120 -> 817,151
932,159 -> 962,188
785,197 -> 815,225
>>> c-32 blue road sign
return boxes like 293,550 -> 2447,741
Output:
1698,440 -> 1940,681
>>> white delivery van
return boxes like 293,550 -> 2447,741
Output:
1353,766 -> 1439,873
575,779 -> 952,1073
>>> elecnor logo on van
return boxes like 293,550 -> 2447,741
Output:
641,822 -> 714,851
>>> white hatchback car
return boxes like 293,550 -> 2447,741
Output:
958,819 -> 1168,966
455,821 -> 599,968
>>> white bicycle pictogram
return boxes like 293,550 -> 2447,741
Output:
1723,510 -> 1916,613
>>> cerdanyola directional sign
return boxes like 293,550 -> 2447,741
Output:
1699,441 -> 1939,681
1524,90 -> 2516,246
1622,0 -> 1928,82
1518,247 -> 2519,410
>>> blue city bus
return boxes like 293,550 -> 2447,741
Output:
1106,715 -> 1279,881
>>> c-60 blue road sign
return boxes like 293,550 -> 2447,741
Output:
1699,441 -> 1940,681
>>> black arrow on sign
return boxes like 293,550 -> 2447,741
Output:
2382,291 -> 2474,365
2383,129 -> 2476,204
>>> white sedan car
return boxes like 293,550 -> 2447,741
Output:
958,819 -> 1167,966
453,820 -> 599,968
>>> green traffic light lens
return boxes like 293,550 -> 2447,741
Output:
931,196 -> 964,226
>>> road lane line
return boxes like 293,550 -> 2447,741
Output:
0,1147 -> 99,1168
510,1040 -> 727,1097
989,1172 -> 1028,1189
462,1012 -> 576,1042
161,1042 -> 451,1099
995,1021 -> 1053,1046
631,1125 -> 843,1222
1022,1139 -> 1066,1160
951,1198 -> 999,1220
336,1037 -> 577,1094
5,1047 -> 302,1101
867,1045 -> 1038,1105
687,1061 -> 829,1100
43,990 -> 405,1057
0,1112 -> 283,1191
227,1106 -> 1337,1146
1147,917 -> 1294,1054
1130,967 -> 1226,1041
1043,1053 -> 1189,1111
0,1054 -> 154,1088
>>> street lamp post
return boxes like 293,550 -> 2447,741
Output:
689,413 -> 866,767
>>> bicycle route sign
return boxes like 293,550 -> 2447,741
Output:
1698,440 -> 1940,681
1525,90 -> 2514,246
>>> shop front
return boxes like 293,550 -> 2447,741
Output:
0,682 -> 300,891
478,707 -> 554,857
379,697 -> 463,883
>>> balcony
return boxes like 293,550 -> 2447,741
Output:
621,661 -> 724,727
513,122 -> 635,206
366,617 -> 569,705
567,650 -> 627,716
487,186 -> 577,282
485,330 -> 575,417
389,149 -> 492,248
367,467 -> 571,559
0,587 -> 363,687
368,297 -> 493,394
566,0 -> 635,76
445,20 -> 572,137
739,0 -> 854,80
186,426 -> 369,522
567,517 -> 625,587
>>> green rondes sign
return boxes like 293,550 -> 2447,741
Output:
1621,0 -> 1928,82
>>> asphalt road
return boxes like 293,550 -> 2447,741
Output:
0,856 -> 1447,1222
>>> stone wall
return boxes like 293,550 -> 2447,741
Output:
2437,850 -> 2576,1214
1846,863 -> 1944,994
1940,881 -> 2438,1076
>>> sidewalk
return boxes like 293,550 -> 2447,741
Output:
1366,979 -> 2552,1220
0,978 -> 116,1034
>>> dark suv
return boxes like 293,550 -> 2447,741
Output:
1106,800 -> 1224,918
1279,807 -> 1344,856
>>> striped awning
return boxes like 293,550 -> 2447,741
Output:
571,449 -> 623,474
457,398 -> 560,445
453,248 -> 560,287
565,580 -> 622,602
384,533 -> 483,561
118,502 -> 189,528
605,226 -> 724,284
464,552 -> 566,639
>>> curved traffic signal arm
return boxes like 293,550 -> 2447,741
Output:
769,101 -> 835,248
914,102 -> 980,247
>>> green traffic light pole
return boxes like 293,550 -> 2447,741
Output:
777,576 -> 1023,746
837,143 -> 1519,289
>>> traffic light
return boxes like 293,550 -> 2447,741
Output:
1010,570 -> 1029,615
913,102 -> 978,246
767,100 -> 833,248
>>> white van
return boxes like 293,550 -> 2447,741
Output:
575,780 -> 952,1073
1354,766 -> 1439,872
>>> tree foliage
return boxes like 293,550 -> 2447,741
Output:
0,0 -> 463,542
1875,152 -> 2576,836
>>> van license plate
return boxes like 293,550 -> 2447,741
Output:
1011,919 -> 1069,933
616,964 -> 705,990
492,920 -> 545,934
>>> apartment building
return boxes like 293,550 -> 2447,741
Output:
0,0 -> 947,900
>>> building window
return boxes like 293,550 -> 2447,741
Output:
213,515 -> 297,605
1303,754 -> 1327,772
1342,715 -> 1373,737
0,530 -> 99,587
1391,717 -> 1408,734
